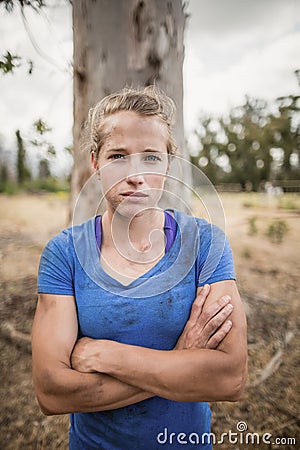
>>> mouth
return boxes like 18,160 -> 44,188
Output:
121,191 -> 148,198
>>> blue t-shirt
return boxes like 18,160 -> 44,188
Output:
38,210 -> 235,450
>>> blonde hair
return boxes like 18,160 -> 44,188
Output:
85,85 -> 177,158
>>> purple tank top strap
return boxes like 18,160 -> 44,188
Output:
164,210 -> 177,252
95,215 -> 102,251
95,211 -> 177,252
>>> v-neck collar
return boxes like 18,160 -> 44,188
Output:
94,210 -> 179,289
72,209 -> 200,298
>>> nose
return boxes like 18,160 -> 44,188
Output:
125,171 -> 145,185
125,155 -> 145,185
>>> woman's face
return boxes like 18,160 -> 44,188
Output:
92,111 -> 170,218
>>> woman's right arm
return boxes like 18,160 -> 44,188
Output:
31,293 -> 153,415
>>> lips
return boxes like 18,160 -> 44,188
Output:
121,191 -> 148,198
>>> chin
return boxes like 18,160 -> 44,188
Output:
113,199 -> 158,219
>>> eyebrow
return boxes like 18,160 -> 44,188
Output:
105,147 -> 164,153
106,148 -> 127,153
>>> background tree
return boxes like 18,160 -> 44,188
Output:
0,0 -> 42,74
1,0 -> 192,216
0,0 -> 45,12
191,93 -> 300,191
16,129 -> 31,184
38,158 -> 50,179
0,138 -> 10,192
0,51 -> 21,74
72,0 -> 191,222
269,94 -> 300,181
30,118 -> 56,177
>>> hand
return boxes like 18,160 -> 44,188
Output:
175,284 -> 233,350
71,337 -> 100,373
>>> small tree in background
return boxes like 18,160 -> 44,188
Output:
0,160 -> 9,192
16,129 -> 31,185
30,118 -> 56,175
38,158 -> 50,179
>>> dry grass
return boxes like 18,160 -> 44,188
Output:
207,193 -> 300,449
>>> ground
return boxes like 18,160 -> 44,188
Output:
0,192 -> 299,449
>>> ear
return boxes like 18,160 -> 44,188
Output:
91,151 -> 98,171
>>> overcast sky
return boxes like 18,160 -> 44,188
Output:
0,0 -> 299,175
184,0 -> 300,131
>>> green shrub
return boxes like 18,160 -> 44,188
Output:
248,216 -> 258,235
24,178 -> 70,193
241,247 -> 252,259
0,181 -> 19,195
266,220 -> 289,243
278,196 -> 300,211
243,201 -> 254,208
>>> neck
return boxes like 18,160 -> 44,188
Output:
102,208 -> 165,261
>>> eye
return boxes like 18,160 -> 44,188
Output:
109,154 -> 126,160
144,154 -> 162,162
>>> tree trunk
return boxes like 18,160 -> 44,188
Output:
72,0 -> 191,224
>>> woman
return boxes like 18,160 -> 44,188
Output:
32,86 -> 247,450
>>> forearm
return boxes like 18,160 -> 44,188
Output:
69,281 -> 247,404
34,366 -> 153,415
91,342 -> 246,402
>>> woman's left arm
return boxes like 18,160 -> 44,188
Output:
72,280 -> 247,403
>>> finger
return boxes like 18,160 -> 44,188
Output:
194,284 -> 211,307
206,320 -> 232,349
201,302 -> 233,340
189,284 -> 210,324
198,295 -> 231,328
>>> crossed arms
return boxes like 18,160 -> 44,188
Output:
32,280 -> 247,415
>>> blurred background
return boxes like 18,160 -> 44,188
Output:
0,1 -> 299,449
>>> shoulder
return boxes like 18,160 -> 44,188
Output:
43,217 -> 95,256
173,210 -> 231,263
173,209 -> 223,239
38,220 -> 94,295
172,209 -> 209,226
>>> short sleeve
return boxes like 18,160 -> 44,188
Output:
38,231 -> 74,296
196,221 -> 236,286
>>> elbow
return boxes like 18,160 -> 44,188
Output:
34,389 -> 58,416
38,397 -> 56,416
41,406 -> 55,416
35,387 -> 64,416
33,370 -> 66,416
225,373 -> 246,402
223,359 -> 248,402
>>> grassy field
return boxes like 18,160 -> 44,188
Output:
0,192 -> 299,449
